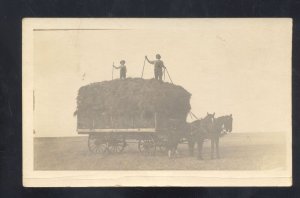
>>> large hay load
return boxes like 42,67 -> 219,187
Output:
75,78 -> 191,131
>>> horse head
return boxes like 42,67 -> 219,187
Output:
203,112 -> 215,132
224,114 -> 233,132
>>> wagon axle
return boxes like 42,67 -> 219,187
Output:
87,133 -> 171,156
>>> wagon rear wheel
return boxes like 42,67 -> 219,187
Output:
138,135 -> 156,156
88,134 -> 108,154
107,135 -> 126,154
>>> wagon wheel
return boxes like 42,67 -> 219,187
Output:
88,134 -> 108,154
107,135 -> 126,154
138,135 -> 156,156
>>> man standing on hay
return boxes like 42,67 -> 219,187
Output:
145,54 -> 166,81
113,60 -> 127,79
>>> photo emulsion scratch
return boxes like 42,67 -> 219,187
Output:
23,18 -> 292,187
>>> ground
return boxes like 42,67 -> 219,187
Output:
34,132 -> 287,170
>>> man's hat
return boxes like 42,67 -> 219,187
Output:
156,54 -> 161,59
120,60 -> 126,64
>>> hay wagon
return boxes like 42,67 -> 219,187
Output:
77,113 -> 188,155
75,78 -> 191,155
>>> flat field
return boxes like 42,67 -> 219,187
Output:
34,132 -> 287,170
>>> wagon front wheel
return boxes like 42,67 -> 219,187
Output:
138,135 -> 156,156
88,134 -> 108,154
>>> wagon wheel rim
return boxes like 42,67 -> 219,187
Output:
88,134 -> 108,154
138,136 -> 156,156
107,136 -> 126,154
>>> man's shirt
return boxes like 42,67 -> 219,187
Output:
148,60 -> 165,71
115,65 -> 127,73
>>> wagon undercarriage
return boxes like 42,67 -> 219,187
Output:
86,132 -> 170,156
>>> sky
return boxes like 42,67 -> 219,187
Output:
32,19 -> 292,137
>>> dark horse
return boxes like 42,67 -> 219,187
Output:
188,112 -> 215,160
165,119 -> 189,158
188,113 -> 233,159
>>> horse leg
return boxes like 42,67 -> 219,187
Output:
168,136 -> 178,159
167,138 -> 172,159
197,138 -> 204,160
172,139 -> 179,158
188,138 -> 195,156
167,141 -> 172,158
211,138 -> 215,159
168,149 -> 172,158
216,137 -> 220,159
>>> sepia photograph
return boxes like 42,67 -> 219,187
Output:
22,18 -> 292,186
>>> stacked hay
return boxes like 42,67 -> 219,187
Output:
75,78 -> 191,129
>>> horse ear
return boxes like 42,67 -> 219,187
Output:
213,112 -> 215,116
230,114 -> 232,117
207,112 -> 209,115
